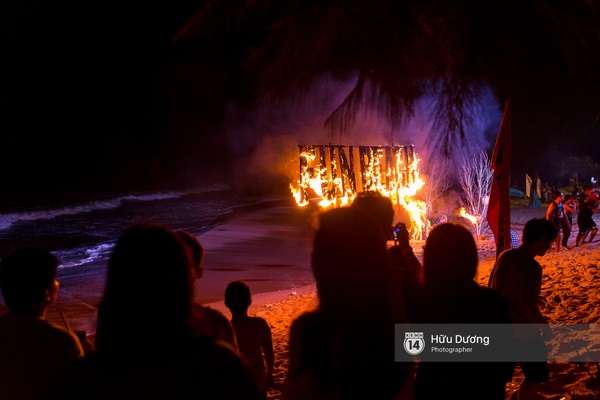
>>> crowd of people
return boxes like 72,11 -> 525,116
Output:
544,184 -> 599,251
0,187 -> 598,399
0,225 -> 270,400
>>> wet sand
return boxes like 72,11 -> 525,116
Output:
0,203 -> 318,337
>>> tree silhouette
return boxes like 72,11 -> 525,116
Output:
175,0 -> 600,159
559,155 -> 600,185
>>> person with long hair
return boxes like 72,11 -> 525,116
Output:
284,206 -> 412,400
176,230 -> 238,350
63,223 -> 259,400
415,223 -> 514,400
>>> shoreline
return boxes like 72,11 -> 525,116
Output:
1,202 -> 318,337
0,202 -> 553,336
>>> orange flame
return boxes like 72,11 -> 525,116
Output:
459,207 -> 481,225
290,145 -> 427,239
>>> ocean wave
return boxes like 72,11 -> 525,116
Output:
0,185 -> 232,231
54,242 -> 117,269
0,184 -> 234,231
0,194 -> 176,230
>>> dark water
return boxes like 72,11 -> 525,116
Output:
0,184 -> 284,270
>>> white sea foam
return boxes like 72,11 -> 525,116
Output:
0,184 -> 231,231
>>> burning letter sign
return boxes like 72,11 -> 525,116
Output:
290,144 -> 427,239
291,144 -> 419,207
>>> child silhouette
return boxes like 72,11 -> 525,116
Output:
225,281 -> 274,399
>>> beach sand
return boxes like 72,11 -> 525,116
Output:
205,204 -> 600,400
2,203 -> 600,399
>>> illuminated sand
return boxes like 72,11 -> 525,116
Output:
207,205 -> 600,399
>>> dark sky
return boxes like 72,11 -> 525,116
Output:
1,1 -> 600,206
0,0 -> 222,202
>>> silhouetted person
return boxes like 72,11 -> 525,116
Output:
489,218 -> 557,400
350,190 -> 395,239
62,223 -> 260,400
414,223 -> 513,400
576,184 -> 599,246
177,230 -> 238,350
284,207 -> 413,400
352,190 -> 421,268
387,222 -> 423,323
351,191 -> 422,321
0,248 -> 84,400
225,280 -> 274,399
528,173 -> 541,208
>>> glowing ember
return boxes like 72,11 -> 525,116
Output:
290,144 -> 427,239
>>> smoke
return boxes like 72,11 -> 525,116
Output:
223,74 -> 503,194
407,85 -> 503,172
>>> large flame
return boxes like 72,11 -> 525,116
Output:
290,145 -> 427,239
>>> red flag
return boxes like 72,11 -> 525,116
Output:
487,98 -> 512,258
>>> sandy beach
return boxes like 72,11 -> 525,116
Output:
2,202 -> 600,399
204,204 -> 600,400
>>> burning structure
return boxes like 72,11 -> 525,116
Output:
290,144 -> 427,239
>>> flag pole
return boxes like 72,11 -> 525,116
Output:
486,98 -> 512,259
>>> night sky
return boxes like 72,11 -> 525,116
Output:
2,1 -> 600,207
1,0 -> 224,203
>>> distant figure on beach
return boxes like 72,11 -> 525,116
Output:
528,173 -> 541,208
543,183 -> 553,203
176,230 -> 237,350
529,186 -> 541,208
284,207 -> 413,400
225,280 -> 274,399
545,190 -> 568,251
0,248 -> 84,400
413,223 -> 513,400
488,218 -> 557,400
62,223 -> 260,400
576,184 -> 599,246
562,193 -> 576,248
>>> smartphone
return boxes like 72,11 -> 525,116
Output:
392,222 -> 406,242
